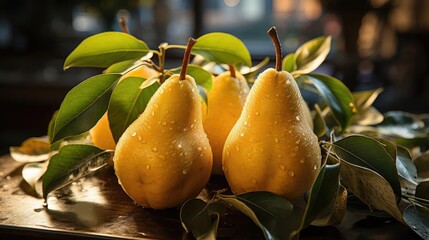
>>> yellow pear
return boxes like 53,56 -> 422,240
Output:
90,65 -> 158,150
222,27 -> 321,200
203,67 -> 249,174
113,39 -> 213,209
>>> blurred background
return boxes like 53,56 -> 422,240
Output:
1,0 -> 429,154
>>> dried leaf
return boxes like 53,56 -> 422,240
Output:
10,137 -> 51,163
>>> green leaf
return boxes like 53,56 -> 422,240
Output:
42,144 -> 113,200
396,145 -> 418,186
64,32 -> 150,69
339,159 -> 404,223
194,32 -> 252,67
305,73 -> 355,131
300,157 -> 341,227
403,205 -> 429,239
104,59 -> 139,74
10,137 -> 51,163
332,135 -> 401,198
108,77 -> 160,143
313,104 -> 327,138
198,85 -> 208,107
219,192 -> 300,240
352,88 -> 383,112
376,111 -> 428,139
414,151 -> 429,179
294,36 -> 331,75
379,111 -> 422,127
352,106 -> 384,126
351,88 -> 384,126
172,64 -> 213,90
180,198 -> 224,240
282,53 -> 296,72
47,110 -> 58,144
51,74 -> 121,144
243,57 -> 270,81
311,185 -> 347,226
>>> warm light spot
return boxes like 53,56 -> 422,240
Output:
224,0 -> 240,7
358,12 -> 379,57
300,0 -> 321,21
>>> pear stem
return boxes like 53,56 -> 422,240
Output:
228,64 -> 236,78
267,27 -> 282,72
119,17 -> 129,34
180,38 -> 197,80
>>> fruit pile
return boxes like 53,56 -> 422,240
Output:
10,24 -> 429,239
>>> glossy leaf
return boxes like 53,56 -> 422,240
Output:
339,159 -> 404,222
379,111 -> 423,127
301,158 -> 341,227
403,205 -> 429,239
243,57 -> 270,81
374,137 -> 397,164
413,151 -> 429,179
396,145 -> 418,186
311,185 -> 347,226
376,111 -> 428,139
51,74 -> 121,144
351,88 -> 384,126
193,32 -> 252,67
47,110 -> 58,145
333,135 -> 401,198
282,53 -> 296,72
64,32 -> 149,69
352,88 -> 383,111
180,198 -> 224,240
22,161 -> 48,197
305,73 -> 355,131
198,85 -> 208,107
104,59 -> 139,74
172,64 -> 213,90
294,36 -> 331,75
104,52 -> 154,74
352,106 -> 384,126
108,77 -> 160,142
219,192 -> 300,240
313,104 -> 327,138
10,137 -> 51,163
42,144 -> 113,200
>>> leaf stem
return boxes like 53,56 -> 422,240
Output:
180,38 -> 197,81
119,17 -> 129,34
229,64 -> 236,78
157,43 -> 168,83
267,27 -> 282,72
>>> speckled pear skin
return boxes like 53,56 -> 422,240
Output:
203,71 -> 249,174
222,68 -> 321,200
114,74 -> 213,209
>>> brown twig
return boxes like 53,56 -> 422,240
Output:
267,27 -> 282,71
180,38 -> 197,80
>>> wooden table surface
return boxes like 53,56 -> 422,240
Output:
0,154 -> 422,239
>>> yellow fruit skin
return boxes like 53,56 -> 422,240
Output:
90,65 -> 158,150
90,113 -> 116,150
203,71 -> 249,174
121,64 -> 158,80
222,69 -> 321,200
113,75 -> 213,209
